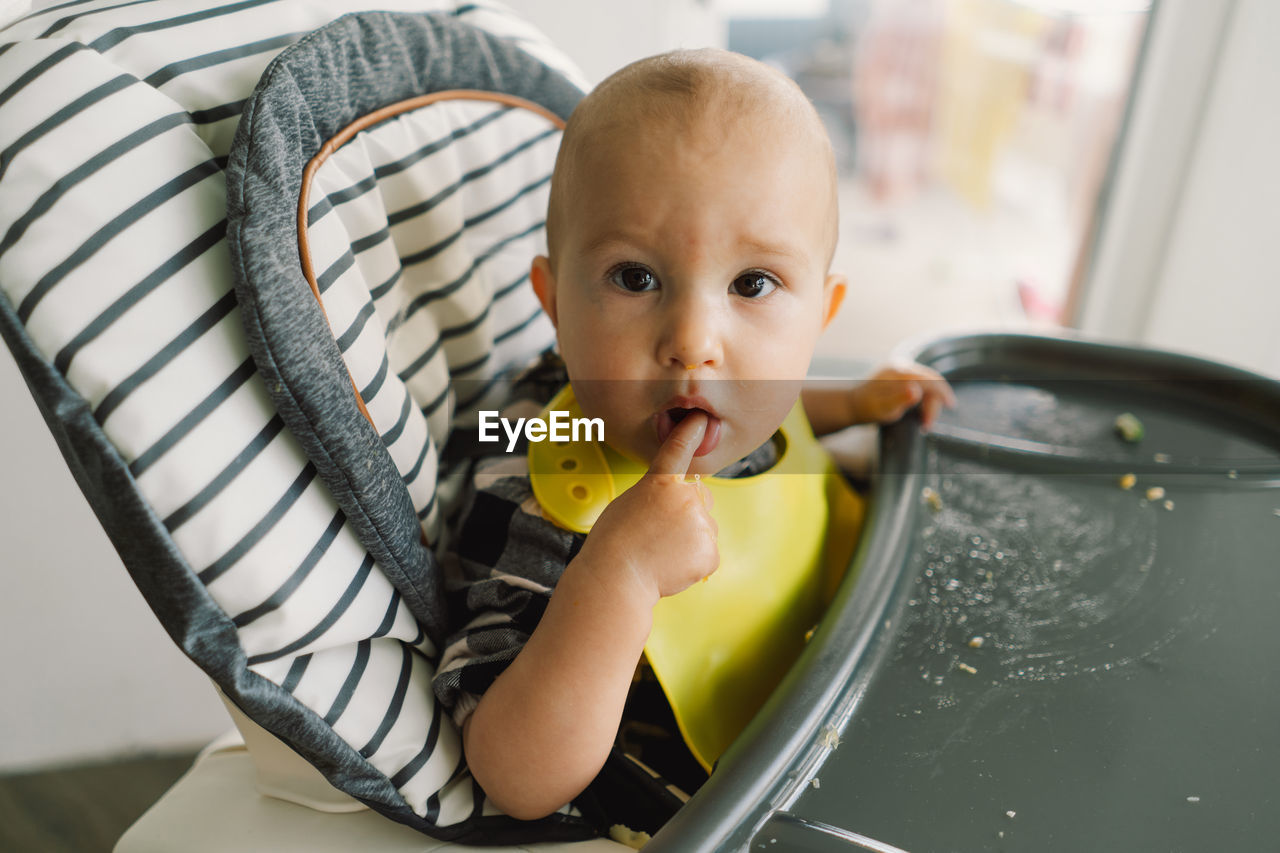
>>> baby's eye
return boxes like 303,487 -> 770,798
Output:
610,264 -> 658,293
731,271 -> 777,299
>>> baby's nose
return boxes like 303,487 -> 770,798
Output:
662,302 -> 723,371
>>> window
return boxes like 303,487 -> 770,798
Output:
726,0 -> 1152,364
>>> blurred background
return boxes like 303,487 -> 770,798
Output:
2,0 -> 1276,810
726,0 -> 1150,365
514,0 -> 1276,379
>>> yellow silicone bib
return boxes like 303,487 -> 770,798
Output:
529,385 -> 863,770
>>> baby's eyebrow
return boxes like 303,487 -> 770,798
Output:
579,234 -> 632,256
738,237 -> 805,263
576,232 -> 806,265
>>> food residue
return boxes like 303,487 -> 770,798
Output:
922,486 -> 943,512
1163,499 -> 1175,511
1145,486 -> 1166,501
609,824 -> 652,849
1114,413 -> 1144,442
1118,473 -> 1136,490
968,636 -> 985,649
957,662 -> 978,675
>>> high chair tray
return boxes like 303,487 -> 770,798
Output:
647,333 -> 1280,852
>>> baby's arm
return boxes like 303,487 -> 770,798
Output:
802,362 -> 956,435
463,414 -> 718,820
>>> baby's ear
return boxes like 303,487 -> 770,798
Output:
530,255 -> 558,327
821,273 -> 846,330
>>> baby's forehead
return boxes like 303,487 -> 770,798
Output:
548,49 -> 839,263
587,55 -> 808,136
572,84 -> 825,187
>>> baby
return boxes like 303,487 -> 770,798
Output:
433,48 -> 953,826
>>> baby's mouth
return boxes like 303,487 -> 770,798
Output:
655,406 -> 722,457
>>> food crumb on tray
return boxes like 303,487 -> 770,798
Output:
1145,486 -> 1166,501
609,824 -> 652,849
1114,412 -> 1144,442
1118,473 -> 1136,490
921,486 -> 943,511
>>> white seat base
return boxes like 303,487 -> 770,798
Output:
114,736 -> 629,853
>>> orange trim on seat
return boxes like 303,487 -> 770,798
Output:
296,90 -> 567,429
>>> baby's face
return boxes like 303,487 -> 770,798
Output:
534,113 -> 842,476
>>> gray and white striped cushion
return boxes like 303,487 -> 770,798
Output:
0,1 -> 594,843
303,95 -> 562,537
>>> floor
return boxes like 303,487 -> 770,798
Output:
0,752 -> 196,852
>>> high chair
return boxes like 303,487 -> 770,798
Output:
0,0 -> 626,847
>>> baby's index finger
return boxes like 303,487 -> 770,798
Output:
648,411 -> 708,477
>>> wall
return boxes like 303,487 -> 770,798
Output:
1078,0 -> 1279,378
0,351 -> 232,772
504,0 -> 725,85
1137,0 -> 1280,376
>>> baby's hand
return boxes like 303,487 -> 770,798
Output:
852,362 -> 957,429
579,413 -> 719,603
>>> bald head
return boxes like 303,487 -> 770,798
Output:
546,49 -> 839,269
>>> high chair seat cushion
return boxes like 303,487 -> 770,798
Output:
1,0 -> 591,844
228,9 -> 580,607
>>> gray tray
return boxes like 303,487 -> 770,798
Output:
651,333 -> 1280,852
